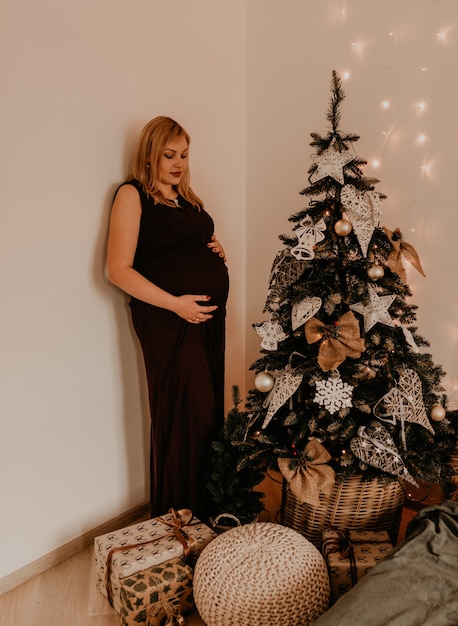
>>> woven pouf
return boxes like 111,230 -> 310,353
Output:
193,522 -> 330,626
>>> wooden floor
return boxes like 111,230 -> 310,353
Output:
0,477 -> 444,626
0,474 -> 283,626
0,543 -> 206,626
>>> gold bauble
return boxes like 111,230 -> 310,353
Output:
334,219 -> 352,236
430,404 -> 446,421
254,371 -> 275,393
367,264 -> 385,281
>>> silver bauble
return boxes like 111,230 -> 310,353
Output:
254,371 -> 275,393
334,219 -> 352,236
367,264 -> 385,281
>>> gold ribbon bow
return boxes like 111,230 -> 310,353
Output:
305,311 -> 365,372
277,439 -> 336,507
146,595 -> 185,626
105,508 -> 197,607
384,227 -> 426,282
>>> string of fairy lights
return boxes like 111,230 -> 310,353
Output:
330,0 -> 458,408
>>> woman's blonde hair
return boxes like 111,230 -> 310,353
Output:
130,116 -> 203,208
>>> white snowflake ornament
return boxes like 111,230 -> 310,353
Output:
292,296 -> 322,331
341,185 -> 383,257
254,320 -> 288,351
291,217 -> 326,261
313,372 -> 354,415
310,144 -> 354,185
350,285 -> 396,332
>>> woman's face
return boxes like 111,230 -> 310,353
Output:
157,135 -> 189,190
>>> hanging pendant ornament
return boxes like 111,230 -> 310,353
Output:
254,370 -> 275,393
254,319 -> 288,350
350,420 -> 418,486
384,227 -> 426,283
367,263 -> 385,281
265,249 -> 308,312
373,368 -> 434,449
341,184 -> 383,257
334,218 -> 353,236
290,217 -> 327,261
262,366 -> 303,429
309,143 -> 355,185
292,296 -> 322,331
350,284 -> 396,332
430,404 -> 446,422
313,371 -> 353,415
400,324 -> 419,353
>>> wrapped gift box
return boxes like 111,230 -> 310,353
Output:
94,508 -> 216,613
322,529 -> 393,603
119,556 -> 193,626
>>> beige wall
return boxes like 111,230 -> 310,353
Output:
1,0 -> 457,580
0,0 -> 246,578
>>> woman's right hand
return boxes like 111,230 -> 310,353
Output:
174,294 -> 218,324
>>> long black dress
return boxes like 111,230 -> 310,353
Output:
117,180 -> 229,520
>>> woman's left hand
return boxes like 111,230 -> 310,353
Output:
208,235 -> 227,262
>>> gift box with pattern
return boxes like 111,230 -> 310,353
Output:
322,529 -> 393,603
119,556 -> 193,626
94,508 -> 216,613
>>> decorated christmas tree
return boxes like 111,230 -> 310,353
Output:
229,71 -> 457,508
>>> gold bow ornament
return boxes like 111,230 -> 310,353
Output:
384,227 -> 426,283
277,439 -> 336,507
305,311 -> 365,372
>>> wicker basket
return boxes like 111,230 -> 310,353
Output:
281,474 -> 405,549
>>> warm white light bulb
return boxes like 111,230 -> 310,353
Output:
381,101 -> 390,109
421,162 -> 432,176
417,133 -> 427,144
372,159 -> 380,168
342,71 -> 350,80
417,101 -> 426,113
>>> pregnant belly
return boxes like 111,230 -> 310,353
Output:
140,245 -> 229,307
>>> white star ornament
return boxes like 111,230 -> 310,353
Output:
310,147 -> 354,185
350,285 -> 396,332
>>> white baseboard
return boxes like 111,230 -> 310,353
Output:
0,500 -> 150,597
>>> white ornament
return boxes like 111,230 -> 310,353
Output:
292,297 -> 322,331
310,145 -> 354,185
262,368 -> 303,429
374,368 -> 434,443
266,250 -> 308,311
291,218 -> 326,261
350,285 -> 396,332
254,371 -> 275,393
400,325 -> 419,353
313,373 -> 354,415
350,421 -> 418,486
254,320 -> 288,351
341,185 -> 383,257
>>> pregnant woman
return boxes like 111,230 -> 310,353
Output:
107,116 -> 229,520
